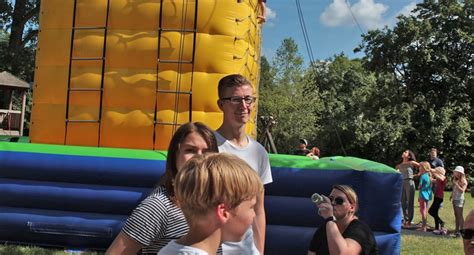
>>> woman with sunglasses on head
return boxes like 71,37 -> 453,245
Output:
106,122 -> 218,255
396,149 -> 420,228
308,185 -> 377,255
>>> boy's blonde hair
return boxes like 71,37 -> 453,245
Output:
174,153 -> 263,218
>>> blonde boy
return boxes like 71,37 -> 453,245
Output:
158,153 -> 264,255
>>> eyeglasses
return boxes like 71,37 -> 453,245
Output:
460,229 -> 474,239
220,96 -> 256,105
329,196 -> 345,206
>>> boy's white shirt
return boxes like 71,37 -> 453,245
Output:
158,240 -> 209,255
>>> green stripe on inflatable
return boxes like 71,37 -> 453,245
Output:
0,142 -> 167,160
269,154 -> 397,173
0,141 -> 396,173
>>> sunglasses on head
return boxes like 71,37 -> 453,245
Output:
329,196 -> 345,205
460,229 -> 474,239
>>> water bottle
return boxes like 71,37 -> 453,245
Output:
311,193 -> 324,204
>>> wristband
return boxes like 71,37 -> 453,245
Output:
325,215 -> 336,223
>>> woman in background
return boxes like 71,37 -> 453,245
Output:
396,150 -> 419,228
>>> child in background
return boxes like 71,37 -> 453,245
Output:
451,166 -> 468,237
306,147 -> 320,160
429,167 -> 447,235
417,162 -> 432,232
158,153 -> 263,255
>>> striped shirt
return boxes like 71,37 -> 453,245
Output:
122,186 -> 188,254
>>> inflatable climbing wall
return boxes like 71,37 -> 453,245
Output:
31,0 -> 262,150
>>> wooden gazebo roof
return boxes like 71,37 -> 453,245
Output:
0,71 -> 30,89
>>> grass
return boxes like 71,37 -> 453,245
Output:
401,191 -> 473,255
1,192 -> 472,255
0,245 -> 101,255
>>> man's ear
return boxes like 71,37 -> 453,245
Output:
216,203 -> 231,224
217,99 -> 224,111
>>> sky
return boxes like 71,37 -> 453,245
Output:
262,0 -> 422,63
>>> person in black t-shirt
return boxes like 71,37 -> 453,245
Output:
308,185 -> 377,255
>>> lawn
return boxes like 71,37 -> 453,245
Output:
1,192 -> 472,255
401,191 -> 473,255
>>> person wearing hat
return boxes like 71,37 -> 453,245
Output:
451,166 -> 468,237
429,167 -> 448,235
294,139 -> 310,156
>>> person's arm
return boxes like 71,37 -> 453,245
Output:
411,161 -> 420,167
459,179 -> 468,192
418,174 -> 425,189
317,197 -> 362,255
257,0 -> 266,23
253,189 -> 266,255
307,251 -> 316,255
326,221 -> 362,255
106,231 -> 143,255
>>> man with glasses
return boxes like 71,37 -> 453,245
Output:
462,209 -> 474,255
215,74 -> 273,255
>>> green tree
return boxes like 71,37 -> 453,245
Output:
1,0 -> 39,134
0,0 -> 40,81
356,0 -> 473,173
304,55 -> 406,162
258,38 -> 318,154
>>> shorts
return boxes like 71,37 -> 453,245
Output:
453,199 -> 464,208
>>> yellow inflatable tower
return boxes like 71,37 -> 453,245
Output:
31,0 -> 262,150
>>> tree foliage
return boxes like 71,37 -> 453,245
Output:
0,0 -> 39,82
356,0 -> 472,172
258,1 -> 472,180
258,38 -> 319,154
1,0 -> 39,133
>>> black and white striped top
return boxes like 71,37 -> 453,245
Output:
122,186 -> 188,254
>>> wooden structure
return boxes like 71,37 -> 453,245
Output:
0,71 -> 30,136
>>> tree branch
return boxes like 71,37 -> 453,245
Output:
18,4 -> 40,27
21,29 -> 38,46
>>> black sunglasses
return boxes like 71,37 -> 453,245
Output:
460,229 -> 474,239
329,196 -> 345,206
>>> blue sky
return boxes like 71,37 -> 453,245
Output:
262,0 -> 422,63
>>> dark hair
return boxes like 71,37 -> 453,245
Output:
159,122 -> 218,197
407,150 -> 416,161
218,74 -> 252,98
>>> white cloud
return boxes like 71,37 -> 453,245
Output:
263,6 -> 277,27
320,0 -> 389,29
266,6 -> 277,21
320,0 -> 352,27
